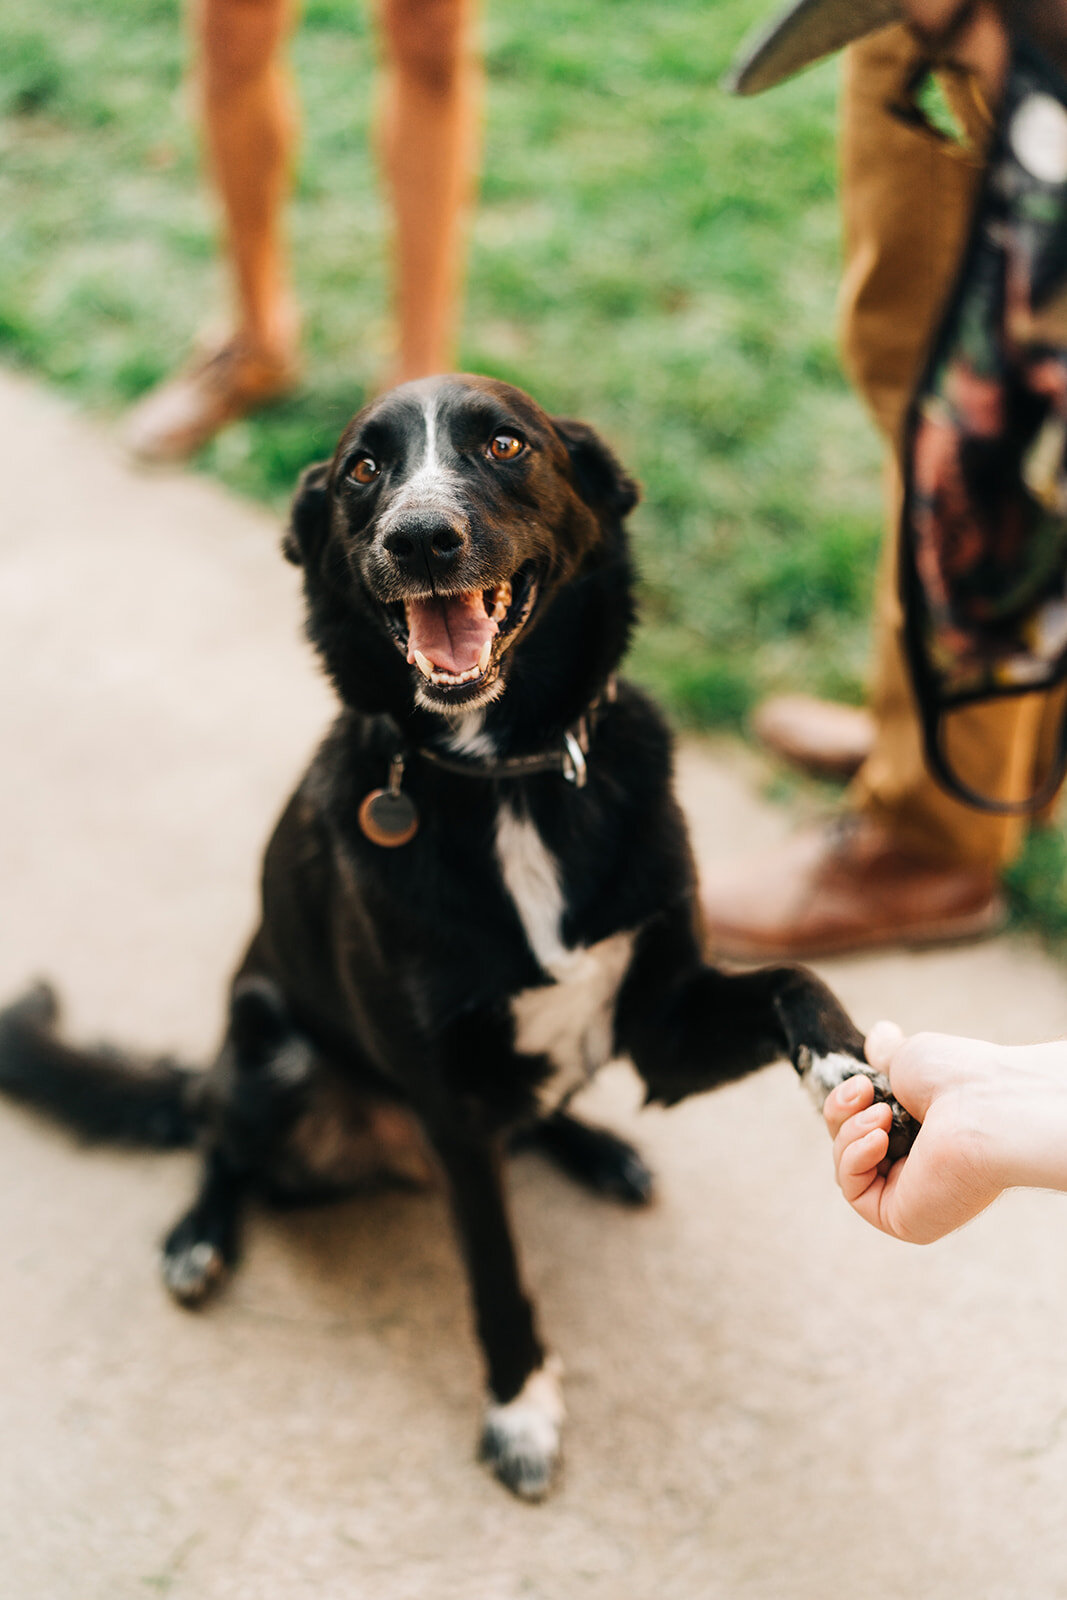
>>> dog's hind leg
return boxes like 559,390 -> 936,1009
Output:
161,1147 -> 245,1307
160,976 -> 314,1307
514,1110 -> 654,1205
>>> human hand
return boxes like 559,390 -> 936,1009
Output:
823,1022 -> 1067,1243
897,0 -> 1067,92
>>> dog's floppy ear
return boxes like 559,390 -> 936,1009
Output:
283,459 -> 332,566
551,417 -> 640,518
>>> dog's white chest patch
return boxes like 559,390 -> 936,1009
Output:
510,935 -> 634,1111
496,802 -> 634,1111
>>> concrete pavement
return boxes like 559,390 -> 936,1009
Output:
3,369 -> 1067,1600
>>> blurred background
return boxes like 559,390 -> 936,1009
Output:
0,0 -> 1063,939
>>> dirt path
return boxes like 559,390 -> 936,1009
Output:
2,370 -> 1066,1600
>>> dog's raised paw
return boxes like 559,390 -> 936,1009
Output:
479,1356 -> 564,1501
795,1048 -> 917,1161
160,1232 -> 227,1307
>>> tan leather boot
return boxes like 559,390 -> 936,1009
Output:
700,816 -> 1003,962
752,694 -> 874,781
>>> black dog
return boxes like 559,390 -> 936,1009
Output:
0,375 -> 902,1500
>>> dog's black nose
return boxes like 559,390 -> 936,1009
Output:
382,515 -> 466,578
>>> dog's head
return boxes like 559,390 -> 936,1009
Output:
284,375 -> 638,718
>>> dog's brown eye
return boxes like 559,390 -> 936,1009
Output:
349,456 -> 380,485
489,433 -> 524,462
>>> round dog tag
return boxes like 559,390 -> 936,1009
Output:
358,788 -> 419,847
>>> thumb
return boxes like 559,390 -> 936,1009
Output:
865,1020 -> 904,1073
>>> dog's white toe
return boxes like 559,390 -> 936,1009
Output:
479,1355 -> 565,1501
797,1048 -> 917,1160
798,1049 -> 891,1113
160,1239 -> 225,1306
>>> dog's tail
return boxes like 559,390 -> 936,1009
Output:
0,982 -> 201,1147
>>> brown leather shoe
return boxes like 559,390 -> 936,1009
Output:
123,335 -> 300,464
700,816 -> 1004,962
752,694 -> 874,781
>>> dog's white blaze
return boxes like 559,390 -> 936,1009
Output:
407,393 -> 442,490
484,1355 -> 565,1461
424,394 -> 437,471
380,393 -> 466,527
496,802 -> 634,1109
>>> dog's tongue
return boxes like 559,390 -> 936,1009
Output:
405,590 -> 496,675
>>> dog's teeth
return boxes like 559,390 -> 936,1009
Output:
489,581 -> 512,625
421,651 -> 491,688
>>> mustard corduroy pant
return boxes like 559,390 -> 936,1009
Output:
840,25 -> 1061,867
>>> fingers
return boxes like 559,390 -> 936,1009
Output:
836,1115 -> 891,1203
824,1085 -> 893,1210
823,1073 -> 875,1140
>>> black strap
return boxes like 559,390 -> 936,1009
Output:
902,540 -> 1067,813
418,731 -> 588,785
896,31 -> 1067,817
407,677 -> 617,790
917,683 -> 1067,816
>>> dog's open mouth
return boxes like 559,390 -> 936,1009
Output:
385,562 -> 539,707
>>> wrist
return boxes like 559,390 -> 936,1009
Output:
980,1047 -> 1067,1194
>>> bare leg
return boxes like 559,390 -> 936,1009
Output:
377,0 -> 482,380
199,0 -> 300,357
124,0 -> 300,460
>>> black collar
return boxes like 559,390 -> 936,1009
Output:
409,675 -> 617,791
357,680 -> 617,846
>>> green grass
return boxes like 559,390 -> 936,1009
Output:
5,0 -> 1066,948
1005,827 -> 1067,952
0,0 -> 883,726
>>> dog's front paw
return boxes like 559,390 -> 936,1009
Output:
479,1356 -> 564,1501
160,1215 -> 230,1307
795,1048 -> 917,1162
